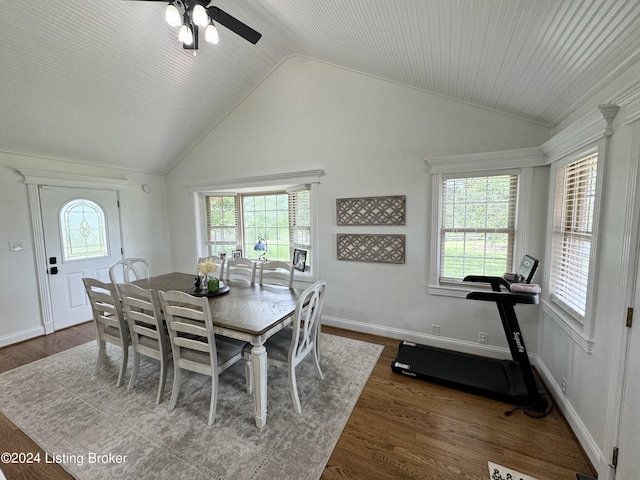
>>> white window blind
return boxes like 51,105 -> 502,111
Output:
549,152 -> 598,319
205,195 -> 238,255
440,174 -> 517,282
288,186 -> 311,250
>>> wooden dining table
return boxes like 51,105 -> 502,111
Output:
134,272 -> 303,429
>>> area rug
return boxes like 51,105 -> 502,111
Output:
488,462 -> 539,480
0,333 -> 383,479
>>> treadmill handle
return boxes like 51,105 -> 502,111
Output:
463,275 -> 510,292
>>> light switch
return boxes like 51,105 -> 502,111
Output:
9,241 -> 24,252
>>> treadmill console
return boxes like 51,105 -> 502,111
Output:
515,255 -> 539,284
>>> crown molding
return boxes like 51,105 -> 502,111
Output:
607,78 -> 640,125
424,147 -> 545,174
184,169 -> 325,192
17,169 -> 130,190
541,111 -> 606,163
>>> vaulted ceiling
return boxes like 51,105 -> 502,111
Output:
2,0 -> 640,174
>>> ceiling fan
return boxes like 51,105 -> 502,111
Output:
130,0 -> 261,51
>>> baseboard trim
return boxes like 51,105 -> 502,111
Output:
323,315 -> 518,360
525,359 -> 608,478
0,326 -> 45,348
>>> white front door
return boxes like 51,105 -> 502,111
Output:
615,270 -> 640,479
40,186 -> 122,330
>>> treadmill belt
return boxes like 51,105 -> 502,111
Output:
392,341 -> 530,403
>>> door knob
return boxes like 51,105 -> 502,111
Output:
50,267 -> 58,275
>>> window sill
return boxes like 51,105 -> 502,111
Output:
541,299 -> 594,353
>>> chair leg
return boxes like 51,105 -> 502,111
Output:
95,339 -> 107,375
288,366 -> 302,414
168,367 -> 181,412
312,345 -> 324,380
244,354 -> 253,394
128,351 -> 140,390
156,359 -> 167,405
116,345 -> 128,388
208,376 -> 219,426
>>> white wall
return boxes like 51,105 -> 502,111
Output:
0,152 -> 172,345
166,55 -> 551,350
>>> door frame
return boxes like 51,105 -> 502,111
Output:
18,169 -> 129,334
603,117 -> 640,479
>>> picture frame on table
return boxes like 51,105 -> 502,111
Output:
232,249 -> 243,259
293,249 -> 307,272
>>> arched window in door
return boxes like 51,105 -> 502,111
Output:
60,199 -> 109,261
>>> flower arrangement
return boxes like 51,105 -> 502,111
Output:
197,258 -> 218,277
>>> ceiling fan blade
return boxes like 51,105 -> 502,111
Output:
207,7 -> 261,44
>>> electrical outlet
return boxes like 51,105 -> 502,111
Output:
562,378 -> 568,394
432,325 -> 440,336
479,332 -> 488,344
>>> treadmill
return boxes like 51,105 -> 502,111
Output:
392,255 -> 548,412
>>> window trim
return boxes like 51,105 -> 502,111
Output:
425,148 -> 543,298
542,143 -> 603,349
189,170 -> 324,283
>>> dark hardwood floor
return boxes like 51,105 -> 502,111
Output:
0,323 -> 596,480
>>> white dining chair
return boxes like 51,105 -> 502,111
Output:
109,258 -> 151,296
83,277 -> 130,387
158,290 -> 246,425
259,260 -> 295,288
118,282 -> 170,404
243,280 -> 326,414
224,257 -> 257,284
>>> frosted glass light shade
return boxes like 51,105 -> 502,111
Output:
192,4 -> 209,27
165,4 -> 181,27
178,25 -> 193,45
205,23 -> 219,44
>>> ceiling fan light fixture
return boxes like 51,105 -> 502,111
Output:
192,4 -> 209,27
165,4 -> 181,27
178,24 -> 193,45
205,22 -> 219,44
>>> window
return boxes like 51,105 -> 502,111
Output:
205,195 -> 238,254
439,173 -> 518,283
60,198 -> 109,261
242,193 -> 290,260
549,152 -> 598,320
203,186 -> 312,272
427,149 -> 539,297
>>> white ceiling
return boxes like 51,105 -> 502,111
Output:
2,0 -> 640,174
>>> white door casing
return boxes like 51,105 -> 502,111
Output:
615,293 -> 640,478
40,186 -> 122,330
18,169 -> 129,334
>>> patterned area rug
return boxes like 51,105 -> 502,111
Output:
489,462 -> 539,480
0,333 -> 383,479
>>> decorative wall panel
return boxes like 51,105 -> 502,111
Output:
336,234 -> 405,264
336,195 -> 406,225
